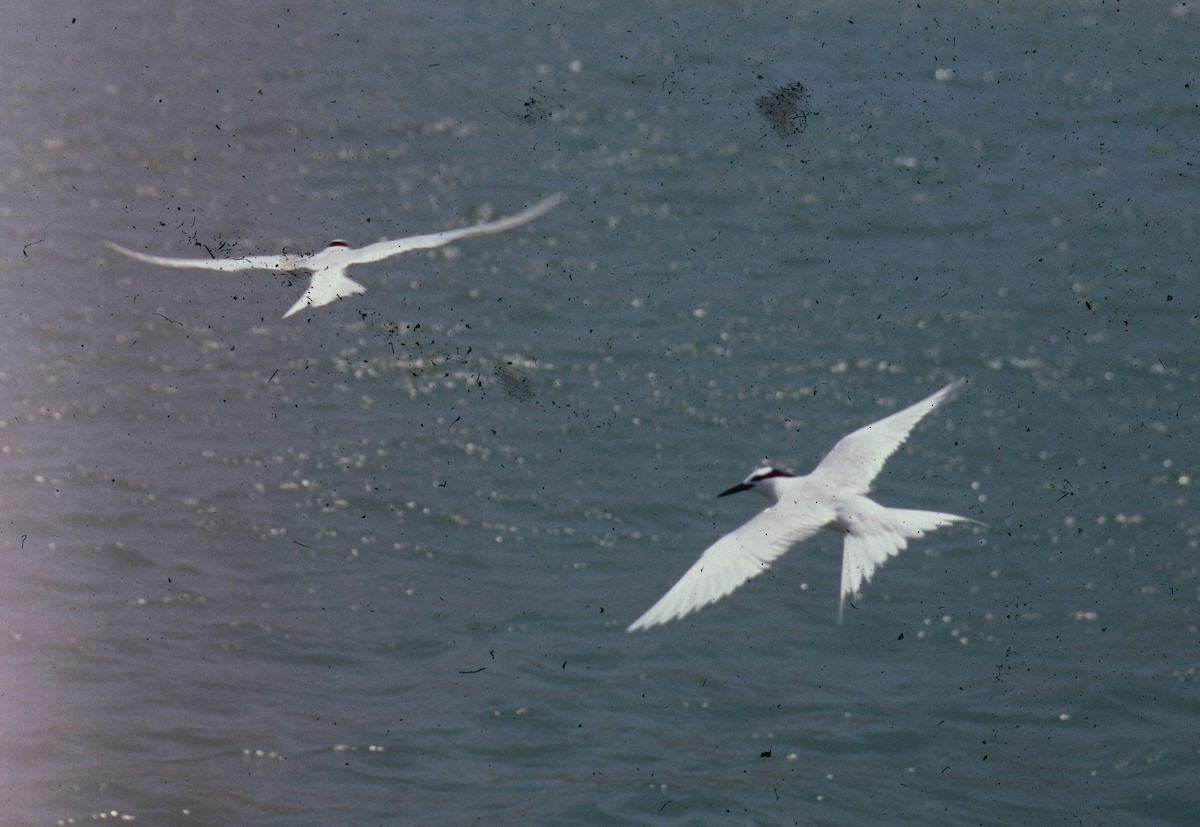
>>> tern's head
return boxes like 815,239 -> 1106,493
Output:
718,465 -> 795,499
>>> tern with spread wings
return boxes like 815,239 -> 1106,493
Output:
628,380 -> 976,632
105,194 -> 564,318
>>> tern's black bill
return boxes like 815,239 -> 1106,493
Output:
717,482 -> 753,497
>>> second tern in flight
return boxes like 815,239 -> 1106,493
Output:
105,194 -> 564,318
628,380 -> 976,632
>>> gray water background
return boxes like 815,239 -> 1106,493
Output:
1,1 -> 1198,824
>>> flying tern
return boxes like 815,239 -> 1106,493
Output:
105,193 -> 564,318
628,379 -> 976,632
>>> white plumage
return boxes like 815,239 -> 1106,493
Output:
105,194 -> 564,318
628,380 -> 976,632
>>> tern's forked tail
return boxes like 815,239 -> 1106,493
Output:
282,270 -> 367,318
838,506 -> 972,623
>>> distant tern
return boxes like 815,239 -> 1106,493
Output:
628,380 -> 975,632
105,194 -> 564,318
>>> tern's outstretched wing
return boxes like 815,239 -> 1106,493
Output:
104,241 -> 292,273
347,193 -> 565,265
628,501 -> 833,632
811,379 -> 965,496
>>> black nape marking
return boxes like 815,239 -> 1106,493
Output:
752,467 -> 795,482
327,240 -> 350,248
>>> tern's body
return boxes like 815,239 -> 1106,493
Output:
105,194 -> 564,318
628,380 -> 975,632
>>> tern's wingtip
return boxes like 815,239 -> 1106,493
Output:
626,613 -> 661,633
931,377 -> 968,407
532,192 -> 567,213
941,376 -> 966,394
281,300 -> 307,319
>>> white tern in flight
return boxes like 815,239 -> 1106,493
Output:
628,379 -> 976,632
105,194 -> 564,318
